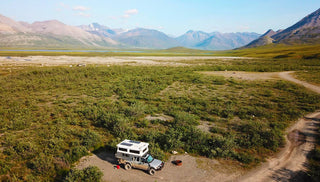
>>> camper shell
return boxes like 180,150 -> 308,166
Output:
116,139 -> 149,157
115,139 -> 164,175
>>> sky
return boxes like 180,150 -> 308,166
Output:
1,0 -> 320,36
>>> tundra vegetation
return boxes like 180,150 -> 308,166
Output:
0,53 -> 320,181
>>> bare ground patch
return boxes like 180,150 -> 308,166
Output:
0,56 -> 249,67
197,121 -> 214,133
76,152 -> 243,182
145,114 -> 174,122
200,71 -> 282,81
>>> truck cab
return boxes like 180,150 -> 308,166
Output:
115,139 -> 164,175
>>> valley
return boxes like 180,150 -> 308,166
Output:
0,3 -> 320,182
0,55 -> 320,181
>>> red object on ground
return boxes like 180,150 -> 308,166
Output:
117,165 -> 120,169
174,160 -> 182,166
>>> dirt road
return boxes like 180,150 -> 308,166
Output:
237,71 -> 320,182
238,112 -> 320,182
278,71 -> 320,94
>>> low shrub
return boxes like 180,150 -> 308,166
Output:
64,166 -> 103,182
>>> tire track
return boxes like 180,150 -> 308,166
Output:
238,71 -> 320,182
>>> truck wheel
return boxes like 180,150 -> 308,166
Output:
148,168 -> 156,175
124,163 -> 132,170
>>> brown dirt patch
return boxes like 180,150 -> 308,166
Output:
76,152 -> 243,182
200,71 -> 281,81
197,121 -> 214,133
144,114 -> 174,122
0,56 -> 245,67
287,129 -> 306,147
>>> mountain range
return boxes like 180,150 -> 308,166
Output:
244,8 -> 320,48
0,14 -> 260,50
1,8 -> 319,50
79,23 -> 261,50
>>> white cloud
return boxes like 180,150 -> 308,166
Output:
73,6 -> 90,11
125,9 -> 138,15
121,9 -> 138,19
122,14 -> 130,19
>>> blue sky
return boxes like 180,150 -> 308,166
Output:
1,0 -> 320,36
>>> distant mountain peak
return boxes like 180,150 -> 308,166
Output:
261,29 -> 276,37
33,19 -> 64,25
242,29 -> 276,48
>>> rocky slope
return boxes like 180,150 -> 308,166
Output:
273,8 -> 320,44
244,8 -> 320,48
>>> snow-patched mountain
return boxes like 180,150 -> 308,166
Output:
78,23 -> 126,37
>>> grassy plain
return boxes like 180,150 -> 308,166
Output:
219,44 -> 320,59
0,47 -> 214,57
1,44 -> 320,58
0,45 -> 320,181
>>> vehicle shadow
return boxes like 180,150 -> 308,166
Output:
93,147 -> 118,165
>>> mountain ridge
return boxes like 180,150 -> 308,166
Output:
244,8 -> 320,48
4,9 -> 320,50
0,14 -> 260,50
0,16 -> 119,48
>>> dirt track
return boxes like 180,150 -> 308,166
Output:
238,112 -> 320,182
237,71 -> 320,182
279,71 -> 320,94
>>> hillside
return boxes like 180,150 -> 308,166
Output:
0,16 -> 119,48
273,8 -> 320,44
0,15 -> 32,33
244,8 -> 320,48
244,29 -> 278,48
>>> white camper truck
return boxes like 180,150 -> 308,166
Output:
115,139 -> 164,175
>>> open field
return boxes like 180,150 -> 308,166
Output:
0,56 -> 245,67
0,44 -> 319,59
76,71 -> 320,182
218,44 -> 320,59
0,55 -> 320,181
